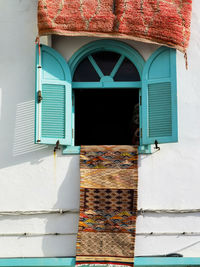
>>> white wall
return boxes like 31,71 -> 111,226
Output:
0,0 -> 200,258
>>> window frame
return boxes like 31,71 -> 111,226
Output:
63,39 -> 151,155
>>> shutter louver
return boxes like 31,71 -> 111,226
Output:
35,44 -> 72,145
142,47 -> 178,145
41,84 -> 65,139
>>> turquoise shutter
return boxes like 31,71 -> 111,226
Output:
35,44 -> 72,145
141,47 -> 178,145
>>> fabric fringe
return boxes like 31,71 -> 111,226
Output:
184,52 -> 188,70
38,29 -> 186,53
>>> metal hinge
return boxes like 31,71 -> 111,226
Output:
38,90 -> 43,103
140,95 -> 142,105
140,128 -> 142,138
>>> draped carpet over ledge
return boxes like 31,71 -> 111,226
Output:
76,146 -> 138,267
38,0 -> 192,52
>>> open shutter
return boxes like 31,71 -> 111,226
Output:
35,44 -> 72,145
141,47 -> 178,145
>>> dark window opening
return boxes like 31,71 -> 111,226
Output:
92,51 -> 121,76
114,57 -> 140,81
73,57 -> 100,82
75,89 -> 139,146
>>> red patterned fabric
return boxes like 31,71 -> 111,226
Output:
115,0 -> 192,52
38,0 -> 192,52
38,0 -> 115,34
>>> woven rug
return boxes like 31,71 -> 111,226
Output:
76,145 -> 138,267
38,0 -> 192,52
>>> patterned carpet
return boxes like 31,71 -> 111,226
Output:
76,146 -> 138,267
38,0 -> 192,52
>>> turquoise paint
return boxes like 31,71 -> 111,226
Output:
36,41 -> 177,153
42,84 -> 66,139
66,40 -> 152,154
135,257 -> 200,266
147,78 -> 171,84
0,258 -> 75,266
68,40 -> 145,78
0,257 -> 200,266
41,45 -> 71,82
63,145 -> 81,154
35,44 -> 72,146
67,40 -> 147,154
100,76 -> 114,82
72,81 -> 142,88
72,91 -> 75,146
148,49 -> 171,79
110,55 -> 125,78
141,47 -> 178,145
88,55 -> 104,78
35,44 -> 39,145
63,145 -> 151,155
42,51 -> 65,81
138,144 -> 152,154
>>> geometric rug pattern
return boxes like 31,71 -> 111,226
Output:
76,145 -> 138,267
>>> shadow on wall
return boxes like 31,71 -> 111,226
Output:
42,155 -> 80,257
0,98 -> 51,169
13,100 -> 47,156
0,0 -> 43,169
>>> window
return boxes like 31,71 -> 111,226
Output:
73,50 -> 140,146
35,40 -> 178,154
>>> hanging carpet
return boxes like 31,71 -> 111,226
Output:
38,0 -> 192,52
76,145 -> 138,267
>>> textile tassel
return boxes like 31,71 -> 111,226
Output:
184,51 -> 188,70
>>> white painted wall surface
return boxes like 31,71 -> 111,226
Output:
0,0 -> 200,258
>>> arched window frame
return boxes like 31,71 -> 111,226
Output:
63,40 -> 148,154
69,40 -> 145,78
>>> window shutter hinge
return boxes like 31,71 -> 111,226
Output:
140,95 -> 142,105
38,90 -> 43,103
140,128 -> 142,138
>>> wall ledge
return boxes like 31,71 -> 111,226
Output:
0,257 -> 199,266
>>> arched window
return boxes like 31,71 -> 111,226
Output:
35,40 -> 178,154
72,49 -> 141,146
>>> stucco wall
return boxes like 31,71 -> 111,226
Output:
0,0 -> 200,258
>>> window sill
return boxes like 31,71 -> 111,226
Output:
62,145 -> 151,155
